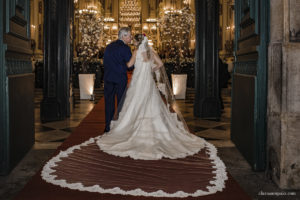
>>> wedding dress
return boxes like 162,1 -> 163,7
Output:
96,38 -> 206,160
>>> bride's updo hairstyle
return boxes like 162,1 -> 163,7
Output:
134,34 -> 151,60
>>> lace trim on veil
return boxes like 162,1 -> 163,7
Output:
138,36 -> 148,53
41,137 -> 228,198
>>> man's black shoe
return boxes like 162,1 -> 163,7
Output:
104,128 -> 110,133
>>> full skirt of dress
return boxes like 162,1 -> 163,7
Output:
97,56 -> 205,160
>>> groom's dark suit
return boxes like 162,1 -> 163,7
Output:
103,39 -> 132,132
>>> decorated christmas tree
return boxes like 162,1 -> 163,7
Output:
158,5 -> 194,73
76,9 -> 105,72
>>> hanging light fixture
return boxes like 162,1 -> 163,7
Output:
119,0 -> 141,29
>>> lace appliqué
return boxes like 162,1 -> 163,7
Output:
41,137 -> 228,198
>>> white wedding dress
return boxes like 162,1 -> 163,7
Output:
96,40 -> 206,160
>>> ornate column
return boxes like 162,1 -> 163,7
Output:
194,0 -> 220,119
104,0 -> 113,17
41,0 -> 73,122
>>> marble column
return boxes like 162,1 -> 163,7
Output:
41,0 -> 72,122
194,0 -> 221,119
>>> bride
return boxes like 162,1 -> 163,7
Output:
97,34 -> 206,160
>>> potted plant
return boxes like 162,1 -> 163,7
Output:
171,56 -> 188,100
78,61 -> 96,100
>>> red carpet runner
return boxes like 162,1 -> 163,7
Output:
15,98 -> 251,200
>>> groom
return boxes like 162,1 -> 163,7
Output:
103,27 -> 134,132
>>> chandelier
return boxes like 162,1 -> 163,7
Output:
119,0 -> 141,28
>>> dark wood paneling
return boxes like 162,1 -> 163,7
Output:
233,0 -> 269,171
4,6 -> 32,61
0,0 -> 9,175
1,0 -> 33,175
236,10 -> 259,65
8,73 -> 35,173
231,74 -> 255,167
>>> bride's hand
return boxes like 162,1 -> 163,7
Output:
132,49 -> 138,57
127,50 -> 138,68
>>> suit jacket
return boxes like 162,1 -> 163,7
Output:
103,40 -> 132,83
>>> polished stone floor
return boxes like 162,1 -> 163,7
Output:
0,88 -> 299,200
33,89 -> 102,150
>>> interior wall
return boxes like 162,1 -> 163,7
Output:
268,0 -> 300,189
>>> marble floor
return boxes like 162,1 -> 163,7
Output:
176,90 -> 233,148
33,88 -> 102,150
0,87 -> 299,200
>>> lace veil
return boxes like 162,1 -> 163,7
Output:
115,36 -> 190,133
139,36 -> 190,133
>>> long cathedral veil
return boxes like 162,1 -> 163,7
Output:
115,36 -> 190,134
152,58 -> 191,133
